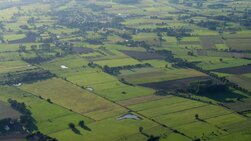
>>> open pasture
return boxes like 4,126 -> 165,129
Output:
94,57 -> 141,67
20,78 -> 127,120
0,60 -> 34,74
49,113 -> 188,141
0,85 -> 94,135
49,66 -> 156,101
128,96 -> 251,140
119,67 -> 206,85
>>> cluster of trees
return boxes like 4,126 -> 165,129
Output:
155,27 -> 193,37
138,127 -> 160,141
103,63 -> 152,75
155,50 -> 175,62
187,80 -> 228,94
1,69 -> 55,85
55,9 -> 122,32
197,20 -> 222,30
68,120 -> 91,134
8,32 -> 37,44
0,99 -> 56,140
207,4 -> 226,9
0,118 -> 23,134
114,0 -> 140,4
0,99 -> 37,134
117,40 -> 151,50
26,132 -> 58,141
8,99 -> 31,115
88,62 -> 101,68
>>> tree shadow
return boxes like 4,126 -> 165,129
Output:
71,128 -> 82,135
195,90 -> 248,102
80,125 -> 92,132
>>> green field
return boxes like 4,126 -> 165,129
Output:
0,0 -> 251,140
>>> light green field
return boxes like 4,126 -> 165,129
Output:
128,96 -> 251,139
49,113 -> 189,141
0,60 -> 34,74
119,68 -> 206,84
94,57 -> 141,67
4,34 -> 25,41
0,86 -> 93,134
20,78 -> 127,120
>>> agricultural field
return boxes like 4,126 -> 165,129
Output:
0,0 -> 251,141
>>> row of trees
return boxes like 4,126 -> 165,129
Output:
1,68 -> 55,85
187,80 -> 228,94
103,63 -> 152,75
8,99 -> 31,115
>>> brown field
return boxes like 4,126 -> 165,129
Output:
226,39 -> 251,51
197,49 -> 208,56
0,133 -> 26,141
212,64 -> 251,74
179,41 -> 200,45
200,35 -> 223,49
0,101 -> 20,120
71,47 -> 94,54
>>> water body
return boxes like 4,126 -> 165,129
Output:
117,114 -> 141,120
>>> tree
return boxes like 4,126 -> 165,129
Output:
79,120 -> 85,128
139,127 -> 144,133
19,45 -> 26,52
69,123 -> 75,129
47,99 -> 53,103
147,135 -> 160,141
31,45 -> 38,51
195,114 -> 199,119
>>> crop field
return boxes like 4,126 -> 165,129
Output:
0,0 -> 251,141
0,60 -> 34,74
94,57 -> 141,67
128,96 -> 251,140
0,86 -> 94,136
20,78 -> 127,120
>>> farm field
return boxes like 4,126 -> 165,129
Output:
0,0 -> 251,141
20,78 -> 127,120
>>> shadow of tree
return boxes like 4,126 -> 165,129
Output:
80,125 -> 92,132
71,128 -> 82,135
195,90 -> 248,102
